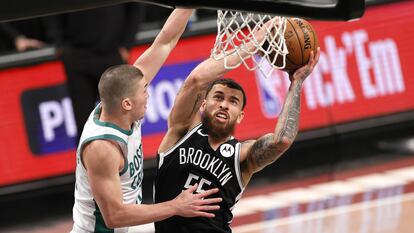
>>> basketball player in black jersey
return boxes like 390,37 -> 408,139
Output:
154,23 -> 321,232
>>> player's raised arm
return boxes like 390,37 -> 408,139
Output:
133,9 -> 193,84
240,48 -> 320,184
157,21 -> 272,153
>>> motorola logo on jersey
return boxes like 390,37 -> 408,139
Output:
220,144 -> 234,158
21,84 -> 77,155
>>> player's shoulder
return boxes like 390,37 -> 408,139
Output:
240,139 -> 255,148
82,139 -> 123,167
83,139 -> 120,156
239,139 -> 256,161
158,122 -> 203,154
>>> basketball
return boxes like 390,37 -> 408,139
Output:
266,18 -> 319,72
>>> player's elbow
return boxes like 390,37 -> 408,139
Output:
104,216 -> 123,229
103,218 -> 116,229
102,213 -> 118,229
101,207 -> 124,229
187,71 -> 207,91
157,29 -> 176,49
275,136 -> 294,152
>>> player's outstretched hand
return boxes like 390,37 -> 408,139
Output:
289,47 -> 321,83
254,17 -> 281,48
172,184 -> 222,218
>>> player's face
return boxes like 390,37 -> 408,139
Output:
130,77 -> 149,120
201,84 -> 244,138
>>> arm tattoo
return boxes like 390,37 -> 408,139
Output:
249,135 -> 283,168
248,81 -> 303,170
276,82 -> 302,142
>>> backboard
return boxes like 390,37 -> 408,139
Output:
147,0 -> 365,21
0,0 -> 364,22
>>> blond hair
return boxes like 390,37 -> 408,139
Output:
98,64 -> 144,113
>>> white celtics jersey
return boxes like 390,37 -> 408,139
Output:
71,104 -> 143,233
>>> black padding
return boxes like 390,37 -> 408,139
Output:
0,0 -> 364,22
149,0 -> 365,21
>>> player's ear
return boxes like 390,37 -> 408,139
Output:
121,98 -> 132,111
200,99 -> 207,111
236,110 -> 244,124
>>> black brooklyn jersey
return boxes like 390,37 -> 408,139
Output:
155,123 -> 245,233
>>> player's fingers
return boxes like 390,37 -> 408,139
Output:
201,197 -> 222,205
194,211 -> 215,218
311,47 -> 321,64
196,188 -> 219,198
307,47 -> 320,70
264,18 -> 273,28
186,183 -> 198,193
314,47 -> 321,63
197,205 -> 220,211
308,51 -> 315,66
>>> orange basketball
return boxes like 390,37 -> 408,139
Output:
266,18 -> 319,72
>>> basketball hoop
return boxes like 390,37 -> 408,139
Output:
211,10 -> 289,78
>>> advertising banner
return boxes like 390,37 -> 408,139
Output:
139,1 -> 414,159
0,1 -> 413,186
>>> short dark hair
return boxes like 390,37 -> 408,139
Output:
205,78 -> 247,109
98,64 -> 144,113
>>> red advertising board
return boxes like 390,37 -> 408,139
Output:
0,1 -> 414,187
141,1 -> 414,160
0,62 -> 75,186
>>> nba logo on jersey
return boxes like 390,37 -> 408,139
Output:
254,59 -> 290,118
220,144 -> 234,158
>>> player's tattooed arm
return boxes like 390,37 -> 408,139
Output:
246,50 -> 319,173
246,80 -> 302,172
275,81 -> 302,142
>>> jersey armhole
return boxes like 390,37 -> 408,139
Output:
78,134 -> 128,175
158,123 -> 203,169
234,142 -> 244,190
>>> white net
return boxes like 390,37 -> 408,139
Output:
211,10 -> 288,78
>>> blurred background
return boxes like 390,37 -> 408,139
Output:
0,0 -> 414,232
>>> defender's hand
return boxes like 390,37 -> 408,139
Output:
254,17 -> 281,47
172,184 -> 222,218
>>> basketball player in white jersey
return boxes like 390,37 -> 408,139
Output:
71,9 -> 222,233
154,23 -> 321,232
